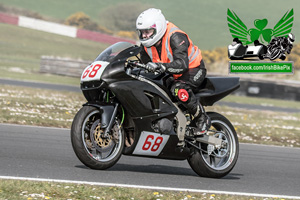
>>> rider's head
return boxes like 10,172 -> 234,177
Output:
288,33 -> 295,44
136,8 -> 167,48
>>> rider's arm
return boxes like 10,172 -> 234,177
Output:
163,32 -> 190,74
140,33 -> 190,74
287,44 -> 293,54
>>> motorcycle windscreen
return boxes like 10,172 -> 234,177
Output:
94,42 -> 139,62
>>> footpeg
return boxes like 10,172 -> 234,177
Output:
177,141 -> 185,147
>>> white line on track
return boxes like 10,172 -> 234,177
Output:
1,176 -> 299,199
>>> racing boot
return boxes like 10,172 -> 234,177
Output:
194,113 -> 211,135
193,104 -> 211,136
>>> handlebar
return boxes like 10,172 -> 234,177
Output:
126,60 -> 163,76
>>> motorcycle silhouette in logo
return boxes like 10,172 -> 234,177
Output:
227,9 -> 295,60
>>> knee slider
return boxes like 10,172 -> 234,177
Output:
177,88 -> 189,102
171,83 -> 190,102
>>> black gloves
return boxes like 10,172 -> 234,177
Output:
145,62 -> 166,73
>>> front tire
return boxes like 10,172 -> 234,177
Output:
71,106 -> 124,170
269,48 -> 281,61
188,112 -> 239,178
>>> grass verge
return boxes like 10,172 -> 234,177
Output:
223,94 -> 300,109
0,179 -> 295,200
0,84 -> 85,128
0,23 -> 108,85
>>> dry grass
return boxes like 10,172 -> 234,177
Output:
0,179 -> 292,200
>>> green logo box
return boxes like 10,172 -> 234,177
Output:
229,61 -> 294,74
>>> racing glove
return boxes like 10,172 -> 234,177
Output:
145,62 -> 166,73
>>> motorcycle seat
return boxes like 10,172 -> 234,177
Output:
194,88 -> 214,97
192,77 -> 240,106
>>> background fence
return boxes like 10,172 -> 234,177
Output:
40,56 -> 91,77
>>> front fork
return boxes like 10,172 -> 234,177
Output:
82,101 -> 120,138
103,103 -> 119,137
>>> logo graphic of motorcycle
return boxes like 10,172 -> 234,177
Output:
227,9 -> 295,61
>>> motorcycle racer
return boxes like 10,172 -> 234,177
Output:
265,33 -> 295,60
136,8 -> 211,140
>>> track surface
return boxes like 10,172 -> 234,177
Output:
0,124 -> 299,198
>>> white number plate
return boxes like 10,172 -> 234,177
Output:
133,131 -> 169,156
81,61 -> 109,82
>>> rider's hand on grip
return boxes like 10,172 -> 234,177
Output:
145,62 -> 166,74
145,62 -> 159,73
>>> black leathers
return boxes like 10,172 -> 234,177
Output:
140,32 -> 206,116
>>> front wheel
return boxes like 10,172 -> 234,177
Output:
269,48 -> 281,61
71,106 -> 124,170
188,112 -> 239,178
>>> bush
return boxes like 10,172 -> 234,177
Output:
202,47 -> 228,65
65,12 -> 92,29
116,31 -> 138,40
65,12 -> 112,34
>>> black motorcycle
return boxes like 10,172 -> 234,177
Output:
265,36 -> 294,61
71,42 -> 240,178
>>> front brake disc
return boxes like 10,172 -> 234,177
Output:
90,119 -> 115,153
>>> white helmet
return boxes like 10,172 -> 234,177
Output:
136,8 -> 167,47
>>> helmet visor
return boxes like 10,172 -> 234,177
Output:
137,28 -> 156,41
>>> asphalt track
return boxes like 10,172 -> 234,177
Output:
0,124 -> 300,199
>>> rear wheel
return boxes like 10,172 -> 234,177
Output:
71,106 -> 124,170
188,112 -> 239,178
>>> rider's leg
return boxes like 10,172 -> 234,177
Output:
185,90 -> 211,135
171,81 -> 211,135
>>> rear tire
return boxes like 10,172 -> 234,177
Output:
188,112 -> 239,178
71,106 -> 124,170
